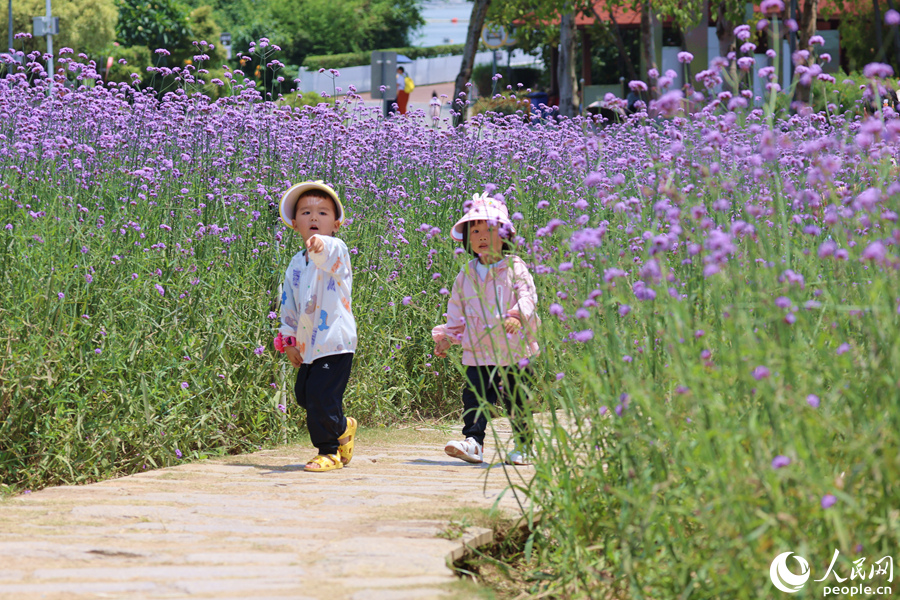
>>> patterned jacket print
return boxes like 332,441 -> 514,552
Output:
279,235 -> 357,363
432,255 -> 541,367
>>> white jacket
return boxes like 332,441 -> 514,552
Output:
279,235 -> 357,363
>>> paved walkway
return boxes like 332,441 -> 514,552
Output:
0,424 -> 531,600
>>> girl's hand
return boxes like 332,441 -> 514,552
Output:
285,345 -> 303,368
434,338 -> 451,358
504,316 -> 522,334
306,235 -> 324,254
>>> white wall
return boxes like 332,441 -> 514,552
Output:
297,49 -> 542,95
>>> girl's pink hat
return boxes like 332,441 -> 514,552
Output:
451,193 -> 515,241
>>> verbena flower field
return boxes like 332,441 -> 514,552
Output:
2,31 -> 899,597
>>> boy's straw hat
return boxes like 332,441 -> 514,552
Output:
451,192 -> 515,241
279,181 -> 345,227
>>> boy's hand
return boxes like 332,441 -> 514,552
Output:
504,316 -> 522,334
306,234 -> 324,254
285,345 -> 303,368
434,338 -> 451,358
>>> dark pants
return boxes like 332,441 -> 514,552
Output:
294,353 -> 352,455
461,365 -> 533,448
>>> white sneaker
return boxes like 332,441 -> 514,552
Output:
506,448 -> 531,466
444,437 -> 483,464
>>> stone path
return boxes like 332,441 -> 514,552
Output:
0,424 -> 532,600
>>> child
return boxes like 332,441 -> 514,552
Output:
429,91 -> 441,127
432,193 -> 541,466
275,180 -> 358,472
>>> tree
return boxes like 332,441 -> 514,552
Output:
115,0 -> 192,53
1,0 -> 117,56
558,9 -> 577,116
453,0 -> 490,124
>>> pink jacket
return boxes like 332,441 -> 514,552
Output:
432,256 -> 541,367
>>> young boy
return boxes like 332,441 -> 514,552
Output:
276,180 -> 357,472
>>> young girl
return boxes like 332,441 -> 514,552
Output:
432,193 -> 541,466
429,91 -> 441,127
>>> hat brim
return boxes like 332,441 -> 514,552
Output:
451,214 -> 515,241
279,181 -> 344,227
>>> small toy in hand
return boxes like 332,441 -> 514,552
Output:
273,332 -> 297,353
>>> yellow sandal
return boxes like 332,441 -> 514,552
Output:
304,453 -> 343,472
338,417 -> 357,465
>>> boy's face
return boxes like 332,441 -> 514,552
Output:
468,219 -> 504,264
292,194 -> 340,244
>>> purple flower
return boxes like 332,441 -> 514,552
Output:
886,9 -> 900,25
677,51 -> 694,64
863,62 -> 894,79
402,296 -> 412,305
254,346 -> 265,355
654,90 -> 684,118
268,311 -> 277,319
155,284 -> 165,296
181,382 -> 189,389
760,0 -> 784,13
628,80 -> 648,92
85,274 -> 93,283
517,358 -> 530,368
94,348 -> 102,354
277,403 -> 287,414
807,394 -> 820,408
619,304 -> 631,316
549,303 -> 564,317
175,448 -> 183,458
555,372 -> 564,380
821,494 -> 837,509
622,355 -> 633,363
861,241 -> 887,263
573,330 -> 594,343
771,455 -> 791,469
57,292 -> 64,300
752,366 -> 771,380
836,343 -> 850,355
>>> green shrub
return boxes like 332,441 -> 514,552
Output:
472,63 -> 543,99
103,44 -> 152,86
301,43 -> 467,71
470,92 -> 532,116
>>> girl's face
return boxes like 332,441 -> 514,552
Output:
468,219 -> 504,264
292,194 -> 339,243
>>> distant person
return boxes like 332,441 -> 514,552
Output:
275,181 -> 358,472
429,91 -> 441,126
626,89 -> 640,114
396,66 -> 414,114
432,193 -> 541,466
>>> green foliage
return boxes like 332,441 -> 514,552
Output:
839,8 -> 900,73
103,43 -> 152,84
115,0 -> 192,52
472,64 -> 543,98
278,90 -> 334,108
245,0 -> 425,69
771,70 -> 881,116
0,0 -> 117,56
187,5 -> 227,67
302,44 -> 466,71
470,91 -> 532,116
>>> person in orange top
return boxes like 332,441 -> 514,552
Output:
396,66 -> 411,114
